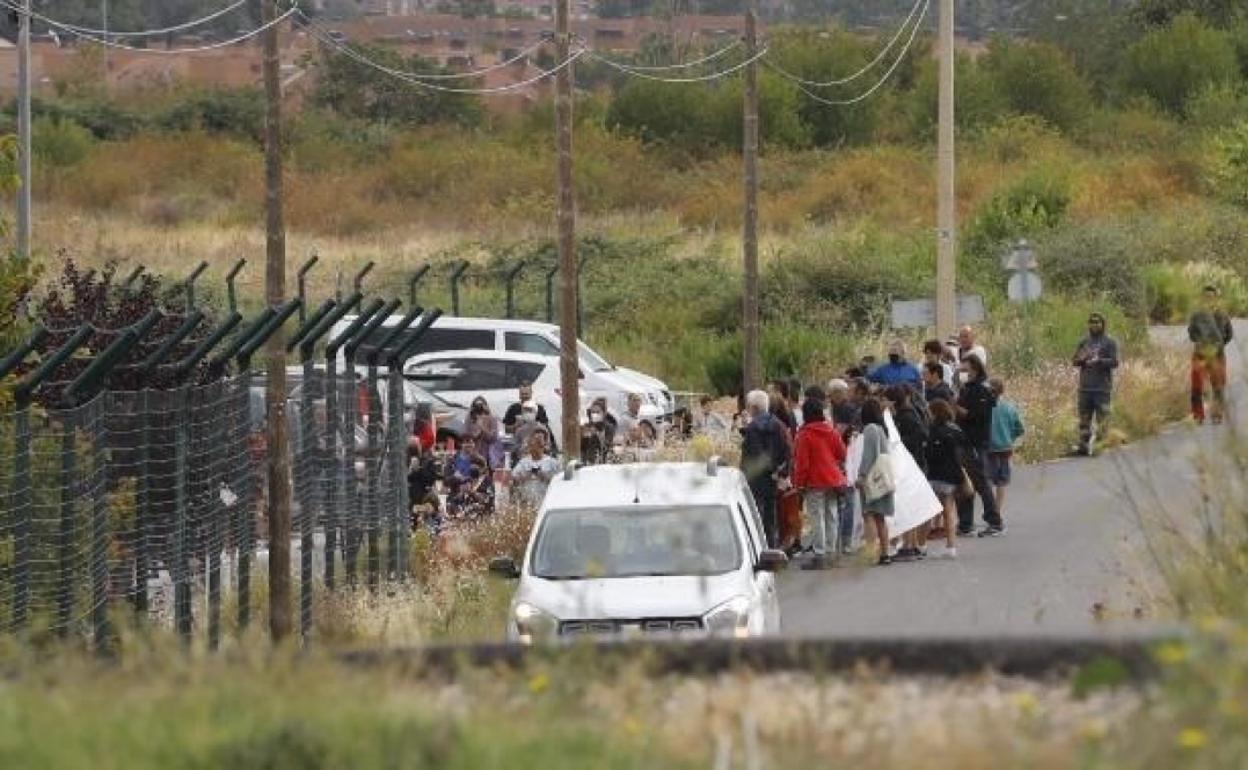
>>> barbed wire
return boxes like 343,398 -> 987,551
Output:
24,0 -> 250,38
764,0 -> 930,106
764,0 -> 927,88
0,0 -> 296,55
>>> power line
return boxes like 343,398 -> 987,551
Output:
765,0 -> 930,106
583,45 -> 769,84
303,22 -> 585,95
765,0 -> 926,88
580,38 -> 741,72
296,8 -> 552,81
27,0 -> 249,38
0,0 -> 295,54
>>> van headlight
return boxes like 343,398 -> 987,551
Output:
703,596 -> 752,639
514,601 -> 558,644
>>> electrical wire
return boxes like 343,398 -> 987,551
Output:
304,22 -> 585,95
27,0 -> 250,38
765,0 -> 926,88
0,0 -> 296,55
295,8 -> 552,81
583,44 -> 769,84
765,0 -> 929,106
580,37 -> 741,72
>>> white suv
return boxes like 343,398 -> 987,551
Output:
491,461 -> 786,643
329,315 -> 674,418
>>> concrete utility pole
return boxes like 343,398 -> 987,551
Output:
16,0 -> 31,259
555,0 -> 580,460
935,0 -> 957,339
261,0 -> 293,642
741,0 -> 761,394
101,0 -> 109,77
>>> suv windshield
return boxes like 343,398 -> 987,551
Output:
550,334 -> 614,372
530,506 -> 741,579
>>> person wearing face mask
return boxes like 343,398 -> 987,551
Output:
954,354 -> 1004,537
464,397 -> 505,470
868,340 -> 923,390
1072,312 -> 1120,456
580,397 -> 618,464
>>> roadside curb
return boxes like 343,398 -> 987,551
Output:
339,631 -> 1181,680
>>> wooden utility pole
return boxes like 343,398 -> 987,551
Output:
555,0 -> 580,460
261,0 -> 293,642
935,0 -> 957,339
16,0 -> 31,259
741,0 -> 761,394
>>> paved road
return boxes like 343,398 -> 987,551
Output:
778,324 -> 1246,638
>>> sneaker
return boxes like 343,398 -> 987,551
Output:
1068,446 -> 1091,458
841,544 -> 855,556
978,525 -> 1006,538
938,547 -> 958,560
800,556 -> 829,571
915,547 -> 928,560
877,554 -> 893,566
893,547 -> 917,562
957,527 -> 975,537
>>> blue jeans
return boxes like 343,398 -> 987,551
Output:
837,488 -> 855,551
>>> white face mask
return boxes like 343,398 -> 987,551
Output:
590,412 -> 603,423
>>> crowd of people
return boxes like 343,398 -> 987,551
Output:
401,286 -> 1235,561
738,325 -> 1033,567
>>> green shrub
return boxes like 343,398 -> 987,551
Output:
1036,221 -> 1149,316
153,88 -> 265,142
32,117 -> 93,169
980,38 -> 1094,133
963,170 -> 1072,280
1145,260 -> 1248,322
1184,82 -> 1248,130
907,52 -> 1008,140
1206,119 -> 1248,208
703,323 -> 857,396
1121,13 -> 1240,114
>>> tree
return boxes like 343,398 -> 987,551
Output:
979,38 -> 1093,133
311,44 -> 484,127
908,51 -> 1008,139
1121,13 -> 1240,114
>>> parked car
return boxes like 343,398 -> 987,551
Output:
328,315 -> 673,419
490,460 -> 787,643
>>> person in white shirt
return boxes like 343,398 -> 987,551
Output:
511,432 -> 561,509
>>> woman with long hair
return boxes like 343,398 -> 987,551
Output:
464,396 -> 505,470
924,399 -> 965,559
857,397 -> 895,565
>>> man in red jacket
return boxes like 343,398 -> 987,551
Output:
793,399 -> 848,569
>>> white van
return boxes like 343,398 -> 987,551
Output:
328,315 -> 673,418
491,460 -> 786,643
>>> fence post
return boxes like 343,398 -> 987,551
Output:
545,264 -> 559,323
449,261 -> 469,317
10,404 -> 30,631
504,261 -> 525,320
409,264 -> 430,309
341,299 -> 400,589
57,411 -> 77,636
173,385 -> 192,642
324,297 -> 383,589
89,399 -> 112,653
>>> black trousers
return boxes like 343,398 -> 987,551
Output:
956,444 -> 1002,530
749,480 -> 779,548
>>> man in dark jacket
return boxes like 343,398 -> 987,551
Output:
740,389 -> 791,548
1188,285 -> 1234,425
955,356 -> 1004,537
1072,313 -> 1120,455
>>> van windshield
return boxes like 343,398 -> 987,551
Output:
530,506 -> 741,579
551,334 -> 614,372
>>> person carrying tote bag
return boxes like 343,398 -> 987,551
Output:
856,398 -> 896,565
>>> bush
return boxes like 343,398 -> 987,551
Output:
1144,260 -> 1248,322
1121,13 -> 1240,114
1036,221 -> 1149,316
980,38 -> 1094,134
153,88 -> 265,142
907,52 -> 1008,140
1206,119 -> 1248,208
703,323 -> 856,396
963,170 -> 1072,280
1184,82 -> 1248,130
32,117 -> 93,169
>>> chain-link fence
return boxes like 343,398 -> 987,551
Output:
0,365 -> 417,650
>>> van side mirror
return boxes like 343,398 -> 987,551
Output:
489,556 -> 521,579
755,549 -> 788,573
